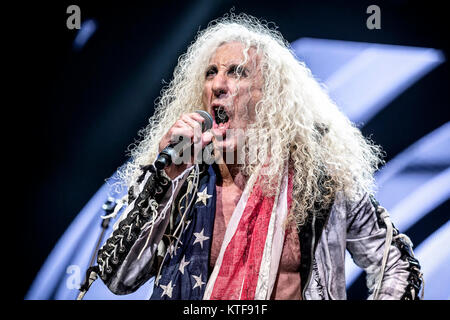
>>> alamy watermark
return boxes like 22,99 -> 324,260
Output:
66,264 -> 81,289
366,5 -> 381,30
66,5 -> 81,30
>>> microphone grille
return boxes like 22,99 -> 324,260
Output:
195,110 -> 213,132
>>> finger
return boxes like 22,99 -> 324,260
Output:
181,114 -> 202,143
187,112 -> 207,124
160,120 -> 193,152
173,119 -> 189,128
169,127 -> 194,144
185,113 -> 208,133
182,114 -> 203,130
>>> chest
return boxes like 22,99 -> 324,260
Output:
215,185 -> 241,225
208,185 -> 301,274
209,185 -> 241,270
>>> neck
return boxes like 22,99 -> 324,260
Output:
214,162 -> 247,190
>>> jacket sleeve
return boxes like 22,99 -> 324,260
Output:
345,193 -> 423,300
97,165 -> 192,295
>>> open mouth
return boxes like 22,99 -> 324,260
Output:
211,105 -> 231,135
214,106 -> 229,124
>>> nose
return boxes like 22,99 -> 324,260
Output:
211,73 -> 228,98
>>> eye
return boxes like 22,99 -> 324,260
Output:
205,66 -> 217,78
228,65 -> 248,77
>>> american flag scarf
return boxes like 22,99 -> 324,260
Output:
150,164 -> 292,300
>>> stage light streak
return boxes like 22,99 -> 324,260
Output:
414,221 -> 450,300
291,38 -> 444,125
73,19 -> 97,51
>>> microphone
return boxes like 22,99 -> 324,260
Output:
154,110 -> 213,170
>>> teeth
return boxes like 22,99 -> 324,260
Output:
214,106 -> 229,124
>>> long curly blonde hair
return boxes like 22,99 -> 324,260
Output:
116,13 -> 384,227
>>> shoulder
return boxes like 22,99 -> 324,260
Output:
331,190 -> 377,219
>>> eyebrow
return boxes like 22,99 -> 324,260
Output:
205,65 -> 217,74
205,63 -> 250,73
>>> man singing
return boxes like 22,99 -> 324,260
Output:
95,13 -> 423,300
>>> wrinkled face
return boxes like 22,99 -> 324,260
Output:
202,42 -> 263,153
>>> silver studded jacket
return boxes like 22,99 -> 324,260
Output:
301,192 -> 422,300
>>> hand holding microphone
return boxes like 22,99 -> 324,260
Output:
156,110 -> 213,179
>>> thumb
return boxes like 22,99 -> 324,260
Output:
201,131 -> 214,147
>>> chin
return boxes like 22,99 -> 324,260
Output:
214,139 -> 235,151
213,138 -> 243,164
